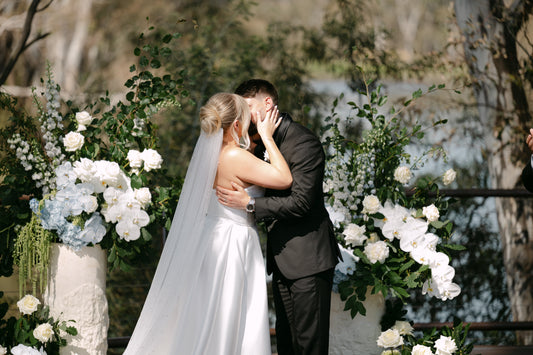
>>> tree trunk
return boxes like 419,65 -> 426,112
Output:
454,0 -> 533,345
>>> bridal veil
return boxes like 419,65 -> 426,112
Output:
123,129 -> 223,354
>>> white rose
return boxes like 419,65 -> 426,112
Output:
10,344 -> 43,355
17,294 -> 40,315
140,149 -> 163,172
127,150 -> 143,169
364,241 -> 389,264
412,344 -> 434,355
63,132 -> 85,152
362,195 -> 381,214
443,169 -> 456,185
394,166 -> 412,184
435,335 -> 457,355
342,223 -> 367,247
0,345 -> 6,355
33,323 -> 54,342
376,328 -> 403,348
75,111 -> 93,131
381,350 -> 400,355
134,187 -> 152,207
422,204 -> 440,222
392,320 -> 414,336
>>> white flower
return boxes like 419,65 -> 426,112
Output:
336,245 -> 359,275
442,169 -> 456,185
75,111 -> 93,131
434,335 -> 457,355
381,350 -> 400,355
343,223 -> 367,247
364,241 -> 389,264
81,195 -> 98,213
393,166 -> 412,184
134,187 -> 152,207
392,320 -> 414,336
412,344 -> 434,355
0,345 -> 7,355
116,220 -> 141,241
17,295 -> 40,315
94,160 -> 122,189
376,328 -> 403,348
127,150 -> 143,169
362,195 -> 381,214
423,204 -> 440,222
140,149 -> 163,171
63,132 -> 85,152
33,323 -> 54,342
10,344 -> 45,355
73,158 -> 97,183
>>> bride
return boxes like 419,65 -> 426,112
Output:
123,92 -> 292,355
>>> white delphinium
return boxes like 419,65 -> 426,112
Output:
442,168 -> 457,186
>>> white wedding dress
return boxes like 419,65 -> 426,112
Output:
124,130 -> 271,355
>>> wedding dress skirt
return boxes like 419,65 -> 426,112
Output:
124,185 -> 271,355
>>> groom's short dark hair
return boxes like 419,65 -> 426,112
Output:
235,79 -> 278,105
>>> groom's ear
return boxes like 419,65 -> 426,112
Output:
264,96 -> 274,111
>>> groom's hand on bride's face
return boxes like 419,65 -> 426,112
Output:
216,182 -> 250,210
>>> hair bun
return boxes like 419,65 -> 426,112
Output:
199,106 -> 222,135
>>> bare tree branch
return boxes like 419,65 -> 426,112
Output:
0,0 -> 53,86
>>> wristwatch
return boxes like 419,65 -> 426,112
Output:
245,197 -> 255,213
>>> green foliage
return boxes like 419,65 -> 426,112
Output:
148,0 -> 324,177
0,293 -> 77,354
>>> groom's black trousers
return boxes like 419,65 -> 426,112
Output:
272,267 -> 334,355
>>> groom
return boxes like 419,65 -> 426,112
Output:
217,79 -> 341,354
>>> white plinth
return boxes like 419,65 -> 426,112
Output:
43,244 -> 109,355
329,289 -> 385,355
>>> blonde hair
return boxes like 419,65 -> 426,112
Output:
199,93 -> 251,149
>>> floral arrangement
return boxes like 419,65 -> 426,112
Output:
0,292 -> 77,355
322,75 -> 470,352
0,30 -> 184,295
376,319 -> 473,354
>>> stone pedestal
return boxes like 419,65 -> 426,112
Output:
329,289 -> 385,355
44,244 -> 109,355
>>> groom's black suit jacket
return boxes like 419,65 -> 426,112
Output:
254,113 -> 341,280
521,159 -> 533,192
